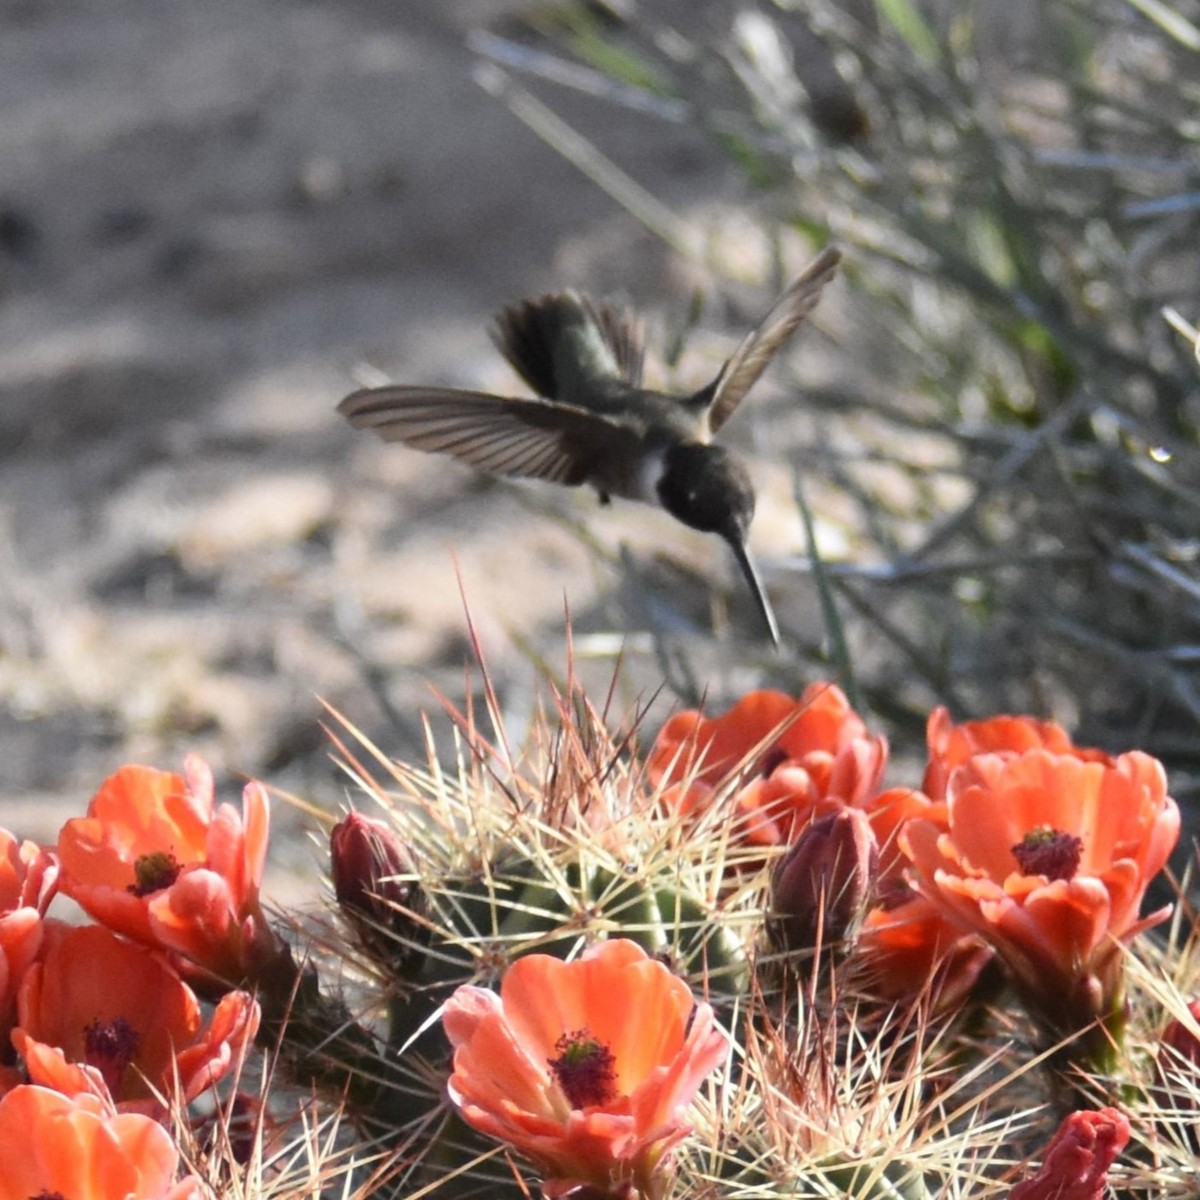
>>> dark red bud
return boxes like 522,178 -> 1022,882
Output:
1161,999 -> 1200,1069
1009,1108 -> 1130,1200
770,807 -> 878,956
1155,998 -> 1200,1125
330,812 -> 427,972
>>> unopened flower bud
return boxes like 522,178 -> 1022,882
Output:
330,812 -> 428,973
770,807 -> 878,956
1161,999 -> 1200,1067
1009,1108 -> 1130,1200
1155,998 -> 1200,1124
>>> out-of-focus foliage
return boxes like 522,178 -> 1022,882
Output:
476,0 -> 1200,795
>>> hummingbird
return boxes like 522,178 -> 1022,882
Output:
338,245 -> 842,645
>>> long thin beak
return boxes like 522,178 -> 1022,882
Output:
725,535 -> 781,647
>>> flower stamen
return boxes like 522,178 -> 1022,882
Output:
548,1029 -> 619,1109
128,850 -> 181,896
1011,826 -> 1082,881
84,1016 -> 140,1095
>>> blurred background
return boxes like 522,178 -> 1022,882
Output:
2,0 -> 1198,889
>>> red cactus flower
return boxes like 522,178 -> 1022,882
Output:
770,807 -> 878,955
901,749 -> 1178,1038
13,922 -> 258,1114
648,684 -> 887,848
0,828 -> 57,1068
57,756 -> 275,982
442,938 -> 727,1198
0,1084 -> 201,1200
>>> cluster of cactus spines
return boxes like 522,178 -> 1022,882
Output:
311,677 -> 769,1194
278,665 -> 1200,1198
333,694 -> 754,981
311,677 -> 990,1198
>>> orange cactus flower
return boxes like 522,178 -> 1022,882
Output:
0,828 -> 57,1069
13,922 -> 259,1114
863,786 -> 945,884
0,1084 -> 200,1200
851,710 -> 1111,1011
57,755 -> 273,982
856,891 -> 993,1009
851,784 -> 989,1007
0,828 -> 58,916
442,938 -> 728,1199
648,684 -> 888,848
922,707 -> 1107,801
901,748 -> 1179,1038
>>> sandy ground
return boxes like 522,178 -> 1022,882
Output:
0,0 -> 811,896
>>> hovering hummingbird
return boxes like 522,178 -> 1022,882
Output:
338,245 -> 842,645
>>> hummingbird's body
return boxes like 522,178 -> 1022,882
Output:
338,246 -> 842,645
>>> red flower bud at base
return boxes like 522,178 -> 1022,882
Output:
1160,999 -> 1200,1070
770,807 -> 878,956
1009,1108 -> 1130,1200
330,813 -> 427,972
1154,998 -> 1200,1128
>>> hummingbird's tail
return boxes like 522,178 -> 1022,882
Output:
491,292 -> 645,400
726,535 -> 782,648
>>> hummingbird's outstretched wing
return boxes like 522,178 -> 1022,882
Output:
491,292 -> 645,401
337,386 -> 639,486
700,246 -> 842,435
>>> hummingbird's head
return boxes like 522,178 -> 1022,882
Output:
657,442 -> 780,646
656,443 -> 755,541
